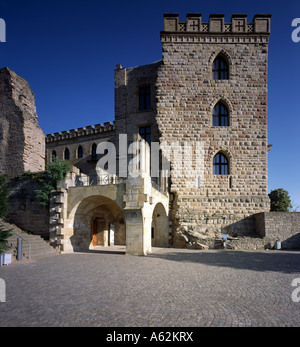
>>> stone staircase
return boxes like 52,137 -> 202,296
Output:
0,220 -> 59,261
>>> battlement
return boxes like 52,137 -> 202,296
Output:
162,13 -> 271,34
46,121 -> 115,143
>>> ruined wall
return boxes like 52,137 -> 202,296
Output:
0,67 -> 45,178
156,14 -> 272,247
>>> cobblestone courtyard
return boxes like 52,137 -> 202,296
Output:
0,247 -> 300,327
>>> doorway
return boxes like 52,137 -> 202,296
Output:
92,218 -> 116,247
92,218 -> 106,246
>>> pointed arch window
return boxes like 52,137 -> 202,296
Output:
64,147 -> 70,160
212,55 -> 229,80
213,152 -> 229,175
52,150 -> 57,162
213,102 -> 229,126
91,143 -> 97,161
77,145 -> 83,159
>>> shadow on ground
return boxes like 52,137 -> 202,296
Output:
148,248 -> 300,274
70,245 -> 300,274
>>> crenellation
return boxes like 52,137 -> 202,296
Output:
162,13 -> 271,35
46,122 -> 116,143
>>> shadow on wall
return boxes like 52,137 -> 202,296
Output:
221,215 -> 257,237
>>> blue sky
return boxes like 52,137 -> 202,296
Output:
1,0 -> 300,208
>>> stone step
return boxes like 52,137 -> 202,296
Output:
1,220 -> 59,260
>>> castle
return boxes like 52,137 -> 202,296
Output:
2,13 -> 284,255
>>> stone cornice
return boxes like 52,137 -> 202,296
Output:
160,32 -> 270,44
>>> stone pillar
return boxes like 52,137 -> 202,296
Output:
124,139 -> 153,255
124,208 -> 145,255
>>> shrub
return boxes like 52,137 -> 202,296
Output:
35,160 -> 71,207
0,225 -> 12,253
47,159 -> 72,184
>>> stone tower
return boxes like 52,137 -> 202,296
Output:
0,67 -> 45,178
156,14 -> 272,246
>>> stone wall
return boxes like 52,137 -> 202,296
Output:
254,212 -> 300,249
0,67 -> 45,178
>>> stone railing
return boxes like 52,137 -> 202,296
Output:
70,174 -> 125,187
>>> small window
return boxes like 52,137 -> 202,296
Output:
52,150 -> 57,162
213,152 -> 229,175
139,126 -> 151,147
91,143 -> 97,161
213,102 -> 229,126
64,148 -> 70,160
212,56 -> 229,80
77,145 -> 83,159
139,86 -> 151,111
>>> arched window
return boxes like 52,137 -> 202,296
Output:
213,152 -> 229,175
64,148 -> 70,160
91,143 -> 97,161
52,150 -> 57,162
213,102 -> 229,126
212,55 -> 229,80
77,145 -> 83,159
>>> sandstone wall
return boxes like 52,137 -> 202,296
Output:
156,14 -> 271,246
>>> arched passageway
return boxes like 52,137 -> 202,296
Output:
151,202 -> 169,247
71,195 -> 126,251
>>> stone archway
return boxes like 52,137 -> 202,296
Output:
70,195 -> 126,251
151,202 -> 169,247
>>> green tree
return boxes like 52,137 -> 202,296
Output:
0,174 -> 10,218
269,188 -> 292,212
35,159 -> 71,207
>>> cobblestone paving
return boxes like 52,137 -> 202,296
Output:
0,247 -> 300,327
